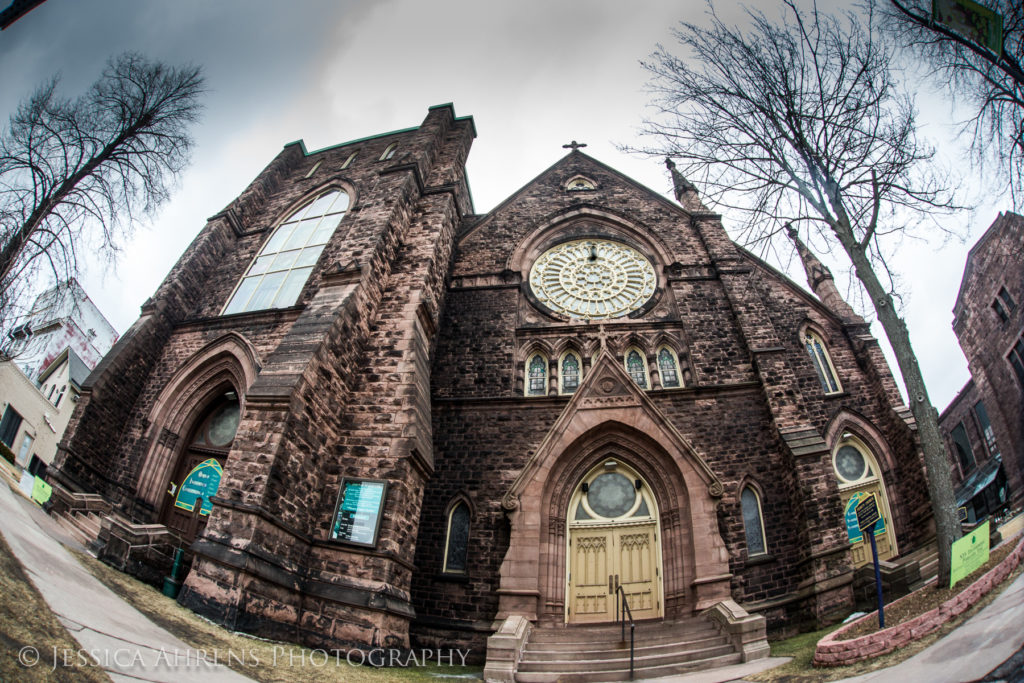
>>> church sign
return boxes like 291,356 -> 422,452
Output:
950,520 -> 990,588
844,491 -> 887,543
331,478 -> 387,547
173,458 -> 223,516
855,493 -> 880,533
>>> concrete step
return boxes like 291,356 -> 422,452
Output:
515,651 -> 744,682
71,512 -> 102,537
54,514 -> 93,546
526,625 -> 721,651
527,618 -> 712,644
521,635 -> 733,664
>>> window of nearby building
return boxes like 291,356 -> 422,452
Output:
53,385 -> 66,408
804,330 -> 842,394
974,401 -> 1000,458
442,501 -> 470,574
741,486 -> 767,556
1010,333 -> 1024,389
16,434 -> 33,466
951,422 -> 975,473
223,189 -> 349,315
657,346 -> 681,388
559,351 -> 582,395
379,143 -> 398,161
526,353 -> 548,396
625,348 -> 649,388
993,298 -> 1009,322
0,406 -> 23,448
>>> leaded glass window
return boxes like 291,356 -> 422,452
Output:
804,331 -> 841,394
527,354 -> 547,396
443,502 -> 470,573
657,347 -> 680,388
741,487 -> 766,556
626,348 -> 648,388
223,190 -> 349,314
560,352 -> 581,394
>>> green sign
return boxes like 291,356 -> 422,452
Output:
331,479 -> 387,547
950,520 -> 990,588
932,0 -> 1004,56
31,476 -> 52,505
173,458 -> 223,516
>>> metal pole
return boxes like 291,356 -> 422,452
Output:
870,521 -> 885,628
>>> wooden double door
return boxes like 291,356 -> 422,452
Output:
841,484 -> 896,566
567,521 -> 661,624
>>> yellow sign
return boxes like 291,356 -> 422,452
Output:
31,476 -> 53,505
950,520 -> 990,588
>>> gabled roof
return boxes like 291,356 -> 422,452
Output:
37,346 -> 90,390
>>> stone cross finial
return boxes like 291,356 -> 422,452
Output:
596,324 -> 610,351
562,140 -> 587,151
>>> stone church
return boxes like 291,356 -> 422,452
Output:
50,104 -> 934,677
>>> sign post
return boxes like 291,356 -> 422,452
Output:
855,493 -> 884,628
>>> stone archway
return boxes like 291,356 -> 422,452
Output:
496,350 -> 730,626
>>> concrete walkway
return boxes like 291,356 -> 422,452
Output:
836,567 -> 1024,683
0,480 -> 252,682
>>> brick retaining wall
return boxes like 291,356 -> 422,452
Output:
814,535 -> 1024,667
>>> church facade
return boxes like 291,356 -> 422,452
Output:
51,105 -> 933,667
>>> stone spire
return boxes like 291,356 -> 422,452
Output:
665,157 -> 702,211
784,223 -> 863,323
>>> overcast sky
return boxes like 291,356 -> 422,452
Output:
0,0 -> 1008,409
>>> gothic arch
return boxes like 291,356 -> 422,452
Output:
135,333 -> 261,510
496,351 -> 729,625
824,409 -> 898,475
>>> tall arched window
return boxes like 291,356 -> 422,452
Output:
559,351 -> 582,395
804,330 -> 842,394
443,501 -> 470,574
379,143 -> 398,161
625,347 -> 649,389
657,346 -> 681,388
526,353 -> 548,396
741,486 -> 767,556
223,189 -> 349,314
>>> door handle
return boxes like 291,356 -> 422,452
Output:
608,574 -> 614,594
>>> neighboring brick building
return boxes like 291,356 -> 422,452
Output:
50,105 -> 933,670
939,212 -> 1024,515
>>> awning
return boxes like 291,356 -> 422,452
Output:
955,454 -> 1003,508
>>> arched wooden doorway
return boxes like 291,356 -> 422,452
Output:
565,458 -> 663,624
158,391 -> 240,542
834,434 -> 897,566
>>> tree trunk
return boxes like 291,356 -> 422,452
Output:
837,230 -> 961,587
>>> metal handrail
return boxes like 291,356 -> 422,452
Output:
614,585 -> 635,680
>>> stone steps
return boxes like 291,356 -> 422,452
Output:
54,511 -> 103,551
516,617 -> 741,682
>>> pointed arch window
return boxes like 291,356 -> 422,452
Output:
443,501 -> 470,574
625,348 -> 649,389
804,330 -> 841,394
223,189 -> 349,315
379,143 -> 398,161
559,351 -> 582,394
741,486 -> 767,556
526,353 -> 548,396
657,346 -> 681,388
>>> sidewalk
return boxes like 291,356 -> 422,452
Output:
0,480 -> 252,682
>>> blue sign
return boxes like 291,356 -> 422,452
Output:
174,459 -> 223,516
845,491 -> 886,543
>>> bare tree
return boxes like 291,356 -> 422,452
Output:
0,52 -> 204,350
884,0 -> 1024,207
635,1 -> 963,584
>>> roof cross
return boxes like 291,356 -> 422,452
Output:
562,140 -> 587,151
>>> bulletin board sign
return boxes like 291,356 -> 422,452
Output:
330,478 -> 387,547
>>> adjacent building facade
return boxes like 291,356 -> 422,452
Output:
51,105 -> 933,665
939,211 -> 1024,519
1,280 -> 117,474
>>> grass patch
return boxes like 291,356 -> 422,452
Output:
747,539 -> 1024,682
0,532 -> 109,682
74,551 -> 482,682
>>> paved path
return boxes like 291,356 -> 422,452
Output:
836,567 -> 1024,683
0,480 -> 252,682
